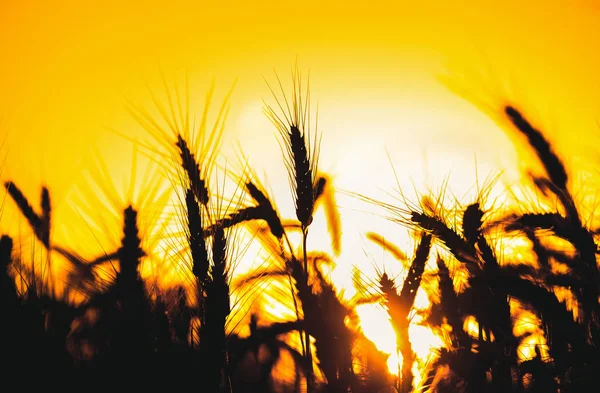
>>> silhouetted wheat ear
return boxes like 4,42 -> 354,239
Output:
287,255 -> 317,320
436,257 -> 462,336
4,181 -> 45,246
367,232 -> 408,261
245,181 -> 284,239
379,233 -> 432,392
290,125 -> 315,228
309,264 -> 356,393
176,134 -> 209,206
411,211 -> 476,264
186,189 -> 209,285
204,225 -> 230,392
118,206 -> 143,282
40,187 -> 51,248
245,181 -> 270,207
0,235 -> 12,269
0,235 -> 17,303
399,233 -> 432,306
505,105 -> 568,191
462,203 -> 500,269
209,180 -> 285,238
208,225 -> 230,327
378,273 -> 405,390
206,228 -> 231,324
379,272 -> 400,310
209,207 -> 261,232
314,175 -> 342,256
313,176 -> 326,200
462,203 -> 483,247
285,255 -> 317,374
523,229 -> 550,268
505,212 -> 570,242
211,226 -> 228,291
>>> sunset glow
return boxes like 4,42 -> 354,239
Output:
1,1 -> 599,393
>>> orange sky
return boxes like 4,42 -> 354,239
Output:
0,0 -> 598,281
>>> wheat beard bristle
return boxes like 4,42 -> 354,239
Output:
176,135 -> 209,205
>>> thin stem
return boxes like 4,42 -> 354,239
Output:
302,226 -> 313,390
279,237 -> 306,358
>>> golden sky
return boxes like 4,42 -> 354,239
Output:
1,1 -> 599,375
0,0 -> 598,280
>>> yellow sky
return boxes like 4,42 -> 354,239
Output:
0,0 -> 598,283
